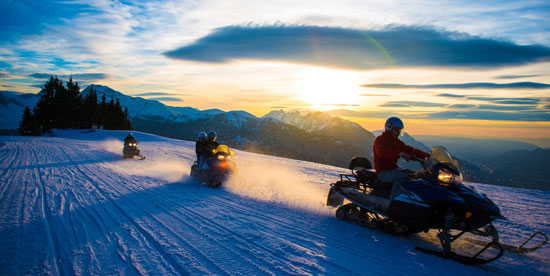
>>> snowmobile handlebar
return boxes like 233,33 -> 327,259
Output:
410,157 -> 423,163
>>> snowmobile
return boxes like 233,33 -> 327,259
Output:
327,146 -> 547,265
190,144 -> 236,188
122,141 -> 145,160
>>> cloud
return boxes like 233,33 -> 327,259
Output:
467,97 -> 540,104
437,93 -> 467,98
426,110 -> 550,121
448,104 -> 477,109
440,95 -> 543,105
134,92 -> 185,97
476,105 -> 538,111
165,25 -> 550,69
147,97 -> 183,102
362,82 -> 550,89
328,106 -> 548,121
495,74 -> 542,79
29,73 -> 110,80
380,101 -> 448,108
269,106 -> 289,109
0,72 -> 8,78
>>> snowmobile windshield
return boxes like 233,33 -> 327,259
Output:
429,146 -> 462,172
430,146 -> 454,164
429,146 -> 463,184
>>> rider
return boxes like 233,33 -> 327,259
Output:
373,117 -> 429,200
199,131 -> 220,171
124,133 -> 137,146
196,131 -> 207,164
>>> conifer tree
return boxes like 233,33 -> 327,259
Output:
33,76 -> 60,133
82,86 -> 98,126
99,93 -> 106,127
65,77 -> 82,127
19,107 -> 36,135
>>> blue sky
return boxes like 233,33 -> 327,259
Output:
1,0 -> 549,139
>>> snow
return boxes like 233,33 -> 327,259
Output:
1,129 -> 549,275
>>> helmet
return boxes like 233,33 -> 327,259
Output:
198,132 -> 207,139
385,117 -> 404,131
207,131 -> 217,140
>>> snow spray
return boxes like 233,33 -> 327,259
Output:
128,160 -> 188,183
224,154 -> 332,216
101,139 -> 124,155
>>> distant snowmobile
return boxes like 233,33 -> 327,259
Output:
327,146 -> 547,265
190,144 -> 236,188
122,140 -> 145,160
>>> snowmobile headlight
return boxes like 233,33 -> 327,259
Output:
438,169 -> 463,184
217,155 -> 225,160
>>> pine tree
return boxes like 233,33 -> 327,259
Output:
65,77 -> 82,127
103,97 -> 115,130
19,107 -> 36,135
33,76 -> 60,133
99,93 -> 106,127
82,86 -> 98,126
123,107 -> 132,130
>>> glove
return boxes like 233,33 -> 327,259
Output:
399,152 -> 411,161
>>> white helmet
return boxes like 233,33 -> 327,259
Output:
198,131 -> 207,139
385,117 -> 404,131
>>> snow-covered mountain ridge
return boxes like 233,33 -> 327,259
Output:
0,129 -> 548,275
264,109 -> 375,154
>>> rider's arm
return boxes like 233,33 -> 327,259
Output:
398,141 -> 429,159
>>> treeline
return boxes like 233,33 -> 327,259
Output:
19,76 -> 131,135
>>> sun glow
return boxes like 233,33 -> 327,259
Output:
298,68 -> 362,110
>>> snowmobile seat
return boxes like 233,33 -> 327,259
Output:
355,168 -> 377,184
370,180 -> 393,198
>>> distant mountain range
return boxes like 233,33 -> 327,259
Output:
1,85 -> 548,190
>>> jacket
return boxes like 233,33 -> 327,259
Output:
373,131 -> 429,174
195,139 -> 207,159
203,140 -> 220,159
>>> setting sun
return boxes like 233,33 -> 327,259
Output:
298,68 -> 362,109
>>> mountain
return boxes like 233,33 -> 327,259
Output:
1,129 -> 548,275
0,91 -> 40,131
486,148 -> 550,190
81,86 -> 375,167
81,84 -> 217,122
264,110 -> 375,155
1,85 -> 372,168
415,135 -> 539,161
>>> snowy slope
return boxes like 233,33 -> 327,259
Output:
0,91 -> 40,129
0,130 -> 548,275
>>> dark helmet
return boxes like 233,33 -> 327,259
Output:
385,117 -> 404,131
198,131 -> 207,139
207,131 -> 217,141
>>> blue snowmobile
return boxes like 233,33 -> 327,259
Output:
327,146 -> 547,265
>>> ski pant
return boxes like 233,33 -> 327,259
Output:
198,156 -> 205,170
377,168 -> 413,200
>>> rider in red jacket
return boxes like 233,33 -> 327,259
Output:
373,117 -> 429,200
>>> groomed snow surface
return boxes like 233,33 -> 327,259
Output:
1,130 -> 548,275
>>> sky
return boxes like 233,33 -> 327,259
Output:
1,0 -> 549,142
